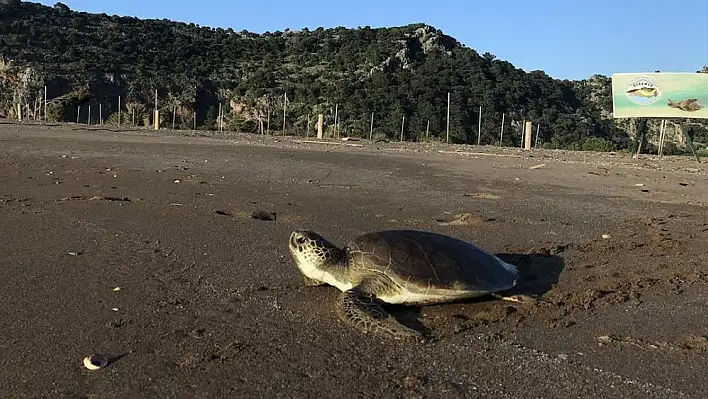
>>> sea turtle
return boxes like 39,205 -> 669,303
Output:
288,229 -> 539,339
668,98 -> 704,112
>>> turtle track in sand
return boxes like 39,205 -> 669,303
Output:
536,213 -> 708,315
420,212 -> 708,336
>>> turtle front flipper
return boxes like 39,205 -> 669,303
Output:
335,280 -> 421,340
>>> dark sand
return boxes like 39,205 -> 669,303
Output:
1,121 -> 706,398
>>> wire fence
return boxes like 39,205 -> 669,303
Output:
8,88 -> 549,149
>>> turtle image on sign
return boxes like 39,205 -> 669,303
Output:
611,72 -> 708,119
667,98 -> 704,112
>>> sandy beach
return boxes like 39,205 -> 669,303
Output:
1,121 -> 706,398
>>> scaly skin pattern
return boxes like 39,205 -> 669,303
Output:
334,276 -> 422,340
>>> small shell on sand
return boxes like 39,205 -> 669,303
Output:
83,354 -> 108,370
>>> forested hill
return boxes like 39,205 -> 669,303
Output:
0,1 -> 705,151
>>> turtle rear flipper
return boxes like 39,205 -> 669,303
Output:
490,292 -> 552,305
335,279 -> 422,340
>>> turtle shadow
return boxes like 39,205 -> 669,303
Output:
493,252 -> 566,297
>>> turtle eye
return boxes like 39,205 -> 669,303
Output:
296,236 -> 306,245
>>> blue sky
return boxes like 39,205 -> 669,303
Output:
37,0 -> 708,80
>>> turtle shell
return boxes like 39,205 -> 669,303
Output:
346,229 -> 518,293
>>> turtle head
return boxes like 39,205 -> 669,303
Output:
288,230 -> 345,285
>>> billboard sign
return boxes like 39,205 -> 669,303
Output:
611,72 -> 708,119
